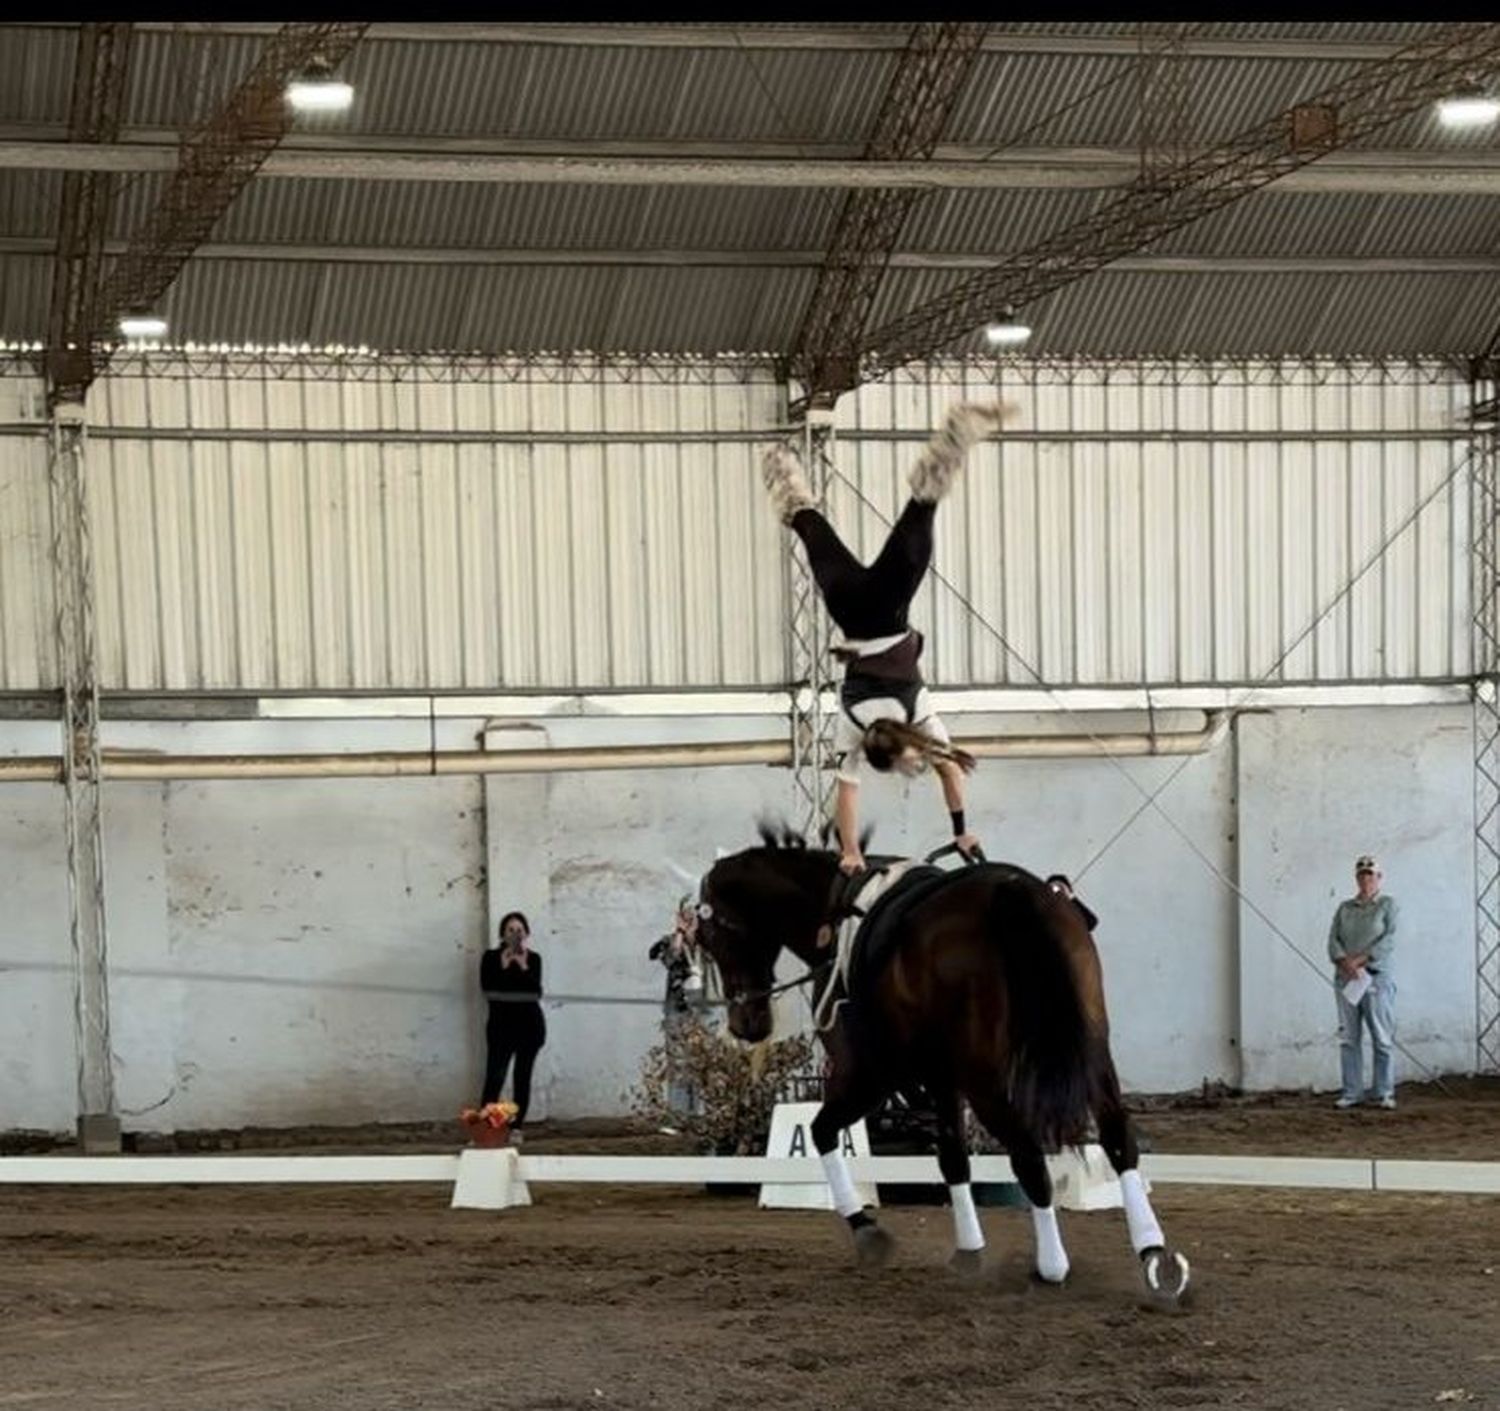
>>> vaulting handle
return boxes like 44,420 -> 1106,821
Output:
924,841 -> 987,866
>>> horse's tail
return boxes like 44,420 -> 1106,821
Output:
991,880 -> 1102,1152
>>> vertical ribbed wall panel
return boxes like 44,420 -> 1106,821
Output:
0,376 -> 55,690
0,359 -> 1472,693
838,361 -> 1472,687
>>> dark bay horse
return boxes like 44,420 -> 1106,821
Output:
695,825 -> 1189,1300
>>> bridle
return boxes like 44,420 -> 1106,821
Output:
692,893 -> 834,1012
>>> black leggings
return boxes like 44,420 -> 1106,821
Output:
482,1006 -> 545,1123
789,499 -> 935,640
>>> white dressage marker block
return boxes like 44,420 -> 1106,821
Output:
758,1103 -> 878,1212
1046,1144 -> 1125,1211
450,1147 -> 532,1211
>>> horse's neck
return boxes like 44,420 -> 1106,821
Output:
778,852 -> 840,967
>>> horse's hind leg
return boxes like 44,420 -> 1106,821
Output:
1096,1060 -> 1190,1299
932,1084 -> 984,1274
969,1097 -> 1069,1283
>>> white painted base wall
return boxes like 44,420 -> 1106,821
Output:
0,703 -> 1478,1134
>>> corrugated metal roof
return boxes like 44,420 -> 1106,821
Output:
3,23 -> 1499,357
213,180 -> 839,252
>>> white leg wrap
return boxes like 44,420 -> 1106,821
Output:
1030,1204 -> 1069,1283
1119,1169 -> 1164,1253
949,1183 -> 984,1252
907,402 -> 1013,503
761,445 -> 815,523
820,1148 -> 864,1218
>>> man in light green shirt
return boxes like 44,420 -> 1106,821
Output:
1327,854 -> 1398,1109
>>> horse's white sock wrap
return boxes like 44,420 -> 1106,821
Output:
1119,1169 -> 1164,1253
820,1149 -> 864,1218
1030,1204 -> 1069,1283
949,1183 -> 984,1252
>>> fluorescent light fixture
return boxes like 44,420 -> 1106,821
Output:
984,308 -> 1032,348
286,59 -> 354,112
1437,86 -> 1500,129
118,312 -> 168,339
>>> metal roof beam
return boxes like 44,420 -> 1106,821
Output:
71,22 -> 367,398
99,22 -> 1430,61
44,23 -> 133,404
9,237 -> 1495,273
6,141 -> 1500,196
855,22 -> 1500,390
790,23 -> 989,404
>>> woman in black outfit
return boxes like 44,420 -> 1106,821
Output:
479,910 -> 546,1130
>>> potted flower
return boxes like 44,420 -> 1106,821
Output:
458,1101 -> 520,1148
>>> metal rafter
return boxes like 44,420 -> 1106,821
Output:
789,22 -> 988,412
1136,23 -> 1193,185
51,22 -> 368,402
45,23 -> 133,407
855,23 -> 1500,390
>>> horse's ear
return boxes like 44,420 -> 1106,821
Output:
859,823 -> 876,853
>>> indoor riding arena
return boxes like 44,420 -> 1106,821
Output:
6,21 -> 1500,1411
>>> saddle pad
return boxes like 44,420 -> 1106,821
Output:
845,864 -> 970,998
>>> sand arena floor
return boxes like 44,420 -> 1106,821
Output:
3,1083 -> 1499,1411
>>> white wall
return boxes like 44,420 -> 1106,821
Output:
0,782 -> 70,1129
0,701 -> 1478,1135
1236,705 -> 1476,1088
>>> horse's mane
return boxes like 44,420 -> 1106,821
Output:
752,815 -> 874,854
754,816 -> 809,851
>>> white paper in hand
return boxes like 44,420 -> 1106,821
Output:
1341,970 -> 1372,1006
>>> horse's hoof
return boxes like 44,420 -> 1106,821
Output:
1140,1246 -> 1191,1303
947,1247 -> 984,1279
852,1223 -> 895,1268
1030,1258 -> 1069,1286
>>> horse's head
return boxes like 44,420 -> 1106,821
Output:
695,824 -> 838,1042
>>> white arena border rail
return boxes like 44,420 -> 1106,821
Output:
2,1152 -> 1500,1194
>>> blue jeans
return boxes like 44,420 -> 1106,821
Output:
1335,974 -> 1396,1102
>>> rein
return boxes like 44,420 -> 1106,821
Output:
718,960 -> 834,1009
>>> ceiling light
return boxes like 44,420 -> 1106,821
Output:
984,307 -> 1032,348
118,311 -> 168,339
1436,84 -> 1500,129
286,58 -> 354,113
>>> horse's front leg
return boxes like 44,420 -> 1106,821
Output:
1095,1060 -> 1190,1301
933,1084 -> 984,1276
810,1027 -> 893,1267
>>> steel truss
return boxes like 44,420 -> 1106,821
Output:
46,410 -> 116,1144
1472,355 -> 1500,1073
787,415 -> 839,840
6,349 -> 783,388
789,22 -> 988,413
859,23 -> 1500,386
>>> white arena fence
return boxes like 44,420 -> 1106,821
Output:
3,1152 -> 1499,1195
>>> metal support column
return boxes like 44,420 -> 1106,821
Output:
787,410 -> 838,840
47,404 -> 117,1149
1471,356 -> 1500,1074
